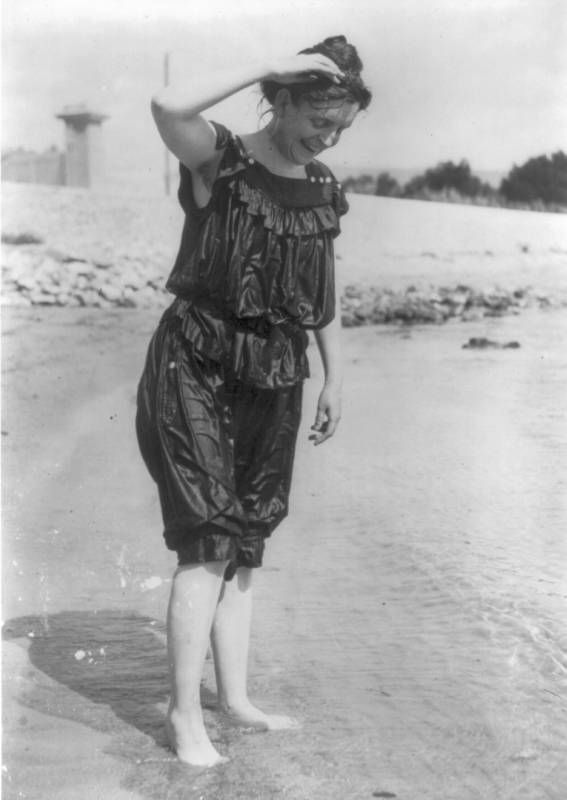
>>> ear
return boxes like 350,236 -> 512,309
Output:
273,88 -> 292,117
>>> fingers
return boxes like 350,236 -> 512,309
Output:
313,406 -> 326,430
300,54 -> 344,84
309,411 -> 340,446
272,54 -> 343,87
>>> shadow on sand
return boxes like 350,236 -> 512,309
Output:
3,609 -> 186,747
4,611 -> 247,798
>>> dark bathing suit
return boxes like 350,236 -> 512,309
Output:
136,122 -> 348,580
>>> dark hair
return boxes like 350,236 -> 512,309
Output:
260,35 -> 372,111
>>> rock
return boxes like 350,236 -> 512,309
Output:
462,337 -> 521,350
74,275 -> 92,291
122,287 -> 139,307
98,284 -> 124,303
15,276 -> 37,291
460,308 -> 484,322
35,256 -> 64,285
2,248 -> 39,275
1,294 -> 31,307
64,260 -> 97,278
1,231 -> 43,246
343,284 -> 362,299
76,288 -> 104,307
28,290 -> 58,305
136,285 -> 163,308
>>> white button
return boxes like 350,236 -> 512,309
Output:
309,176 -> 316,183
325,176 -> 332,183
319,177 -> 325,183
248,157 -> 255,164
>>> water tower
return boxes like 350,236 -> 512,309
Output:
56,103 -> 109,187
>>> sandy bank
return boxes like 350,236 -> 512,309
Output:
2,183 -> 566,323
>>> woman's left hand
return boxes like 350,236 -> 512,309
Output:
309,382 -> 342,446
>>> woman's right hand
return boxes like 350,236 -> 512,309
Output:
267,54 -> 344,85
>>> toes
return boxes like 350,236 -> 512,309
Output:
266,715 -> 302,731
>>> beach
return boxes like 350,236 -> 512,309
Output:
2,187 -> 567,799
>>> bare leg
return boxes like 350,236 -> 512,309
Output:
210,566 -> 300,730
166,561 -> 229,765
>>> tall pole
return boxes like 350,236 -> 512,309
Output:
163,52 -> 171,196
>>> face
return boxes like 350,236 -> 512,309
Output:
272,95 -> 359,166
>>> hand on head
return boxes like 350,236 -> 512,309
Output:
262,35 -> 372,113
267,53 -> 345,86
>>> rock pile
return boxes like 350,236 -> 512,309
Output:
340,283 -> 555,326
2,241 -> 170,309
1,181 -> 179,309
1,239 -> 559,322
2,182 -> 564,323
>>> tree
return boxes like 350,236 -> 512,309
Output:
499,151 -> 567,205
375,172 -> 402,197
341,174 -> 377,195
403,160 -> 494,199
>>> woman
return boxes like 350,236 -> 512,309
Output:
136,35 -> 371,766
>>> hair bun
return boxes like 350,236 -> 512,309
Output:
305,34 -> 364,75
323,35 -> 347,46
261,35 -> 371,111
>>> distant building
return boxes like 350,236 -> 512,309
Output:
1,103 -> 109,189
2,146 -> 64,186
55,104 -> 108,187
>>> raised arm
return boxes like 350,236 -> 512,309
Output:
150,53 -> 345,171
151,64 -> 269,170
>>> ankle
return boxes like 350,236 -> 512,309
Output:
168,704 -> 204,727
218,693 -> 249,712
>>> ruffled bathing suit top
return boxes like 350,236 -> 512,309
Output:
164,121 -> 349,389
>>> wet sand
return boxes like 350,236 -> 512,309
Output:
2,305 -> 566,800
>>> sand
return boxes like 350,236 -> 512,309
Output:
3,183 -> 567,798
2,298 -> 567,799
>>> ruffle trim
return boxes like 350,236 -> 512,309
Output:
232,179 -> 342,237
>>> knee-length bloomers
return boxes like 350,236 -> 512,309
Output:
136,122 -> 348,578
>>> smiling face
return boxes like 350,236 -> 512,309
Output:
271,93 -> 360,166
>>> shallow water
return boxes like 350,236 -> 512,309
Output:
2,307 -> 567,800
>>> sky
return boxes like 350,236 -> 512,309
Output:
2,0 -> 567,191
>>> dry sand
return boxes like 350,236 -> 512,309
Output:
2,299 -> 566,800
2,186 -> 567,799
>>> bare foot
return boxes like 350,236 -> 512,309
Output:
220,699 -> 301,731
166,708 -> 228,767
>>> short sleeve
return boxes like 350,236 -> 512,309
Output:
209,120 -> 232,151
176,121 -> 241,215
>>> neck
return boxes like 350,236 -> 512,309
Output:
241,126 -> 307,178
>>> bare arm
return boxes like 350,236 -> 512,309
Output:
151,63 -> 271,170
150,53 -> 344,171
310,311 -> 343,446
